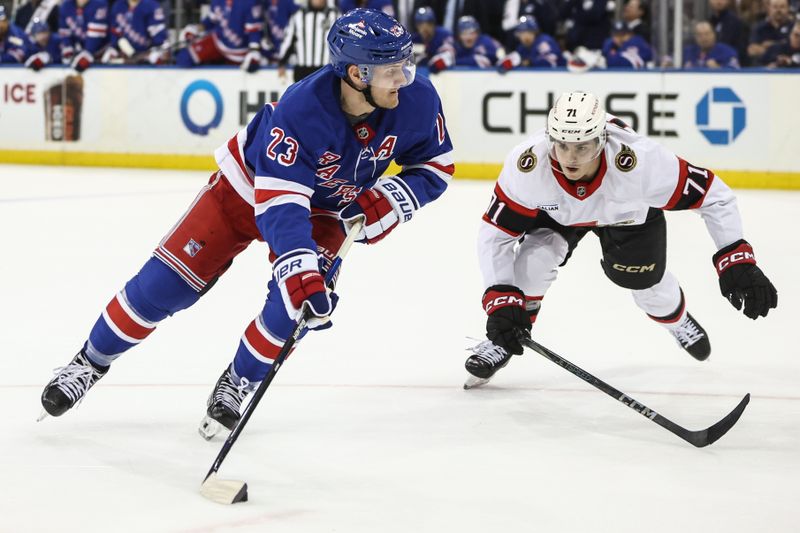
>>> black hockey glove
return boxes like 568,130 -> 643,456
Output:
712,239 -> 777,320
482,285 -> 531,355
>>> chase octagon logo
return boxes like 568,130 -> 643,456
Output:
695,87 -> 746,145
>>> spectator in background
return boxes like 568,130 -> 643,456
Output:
25,16 -> 61,69
748,0 -> 793,64
101,0 -> 168,65
622,0 -> 650,42
497,15 -> 563,72
763,19 -> 800,67
445,0 -> 505,42
58,0 -> 109,72
277,0 -> 339,83
738,0 -> 768,26
561,0 -> 614,51
710,0 -> 749,65
0,5 -> 29,64
602,20 -> 652,69
501,0 -> 558,48
175,0 -> 264,72
411,5 -> 455,73
14,0 -> 59,34
452,14 -> 503,69
340,0 -> 395,17
684,20 -> 740,68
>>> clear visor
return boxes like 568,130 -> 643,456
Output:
359,58 -> 416,89
546,136 -> 603,168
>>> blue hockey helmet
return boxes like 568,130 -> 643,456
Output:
328,8 -> 415,87
30,17 -> 50,35
457,15 -> 480,34
515,15 -> 539,34
414,6 -> 436,25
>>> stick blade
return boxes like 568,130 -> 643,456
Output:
687,393 -> 751,448
200,473 -> 248,504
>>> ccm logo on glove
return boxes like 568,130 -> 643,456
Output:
715,242 -> 756,273
483,293 -> 525,313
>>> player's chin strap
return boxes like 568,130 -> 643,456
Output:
343,76 -> 382,109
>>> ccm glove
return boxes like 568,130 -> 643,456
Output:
274,249 -> 336,330
340,179 -> 415,245
713,239 -> 777,319
71,50 -> 94,72
483,285 -> 531,355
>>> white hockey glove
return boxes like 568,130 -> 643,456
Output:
273,249 -> 336,330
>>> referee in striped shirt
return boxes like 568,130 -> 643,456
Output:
277,0 -> 340,83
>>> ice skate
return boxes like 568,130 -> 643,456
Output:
669,312 -> 711,361
464,339 -> 513,389
39,350 -> 109,420
199,365 -> 256,440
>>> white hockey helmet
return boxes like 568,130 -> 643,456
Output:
546,91 -> 607,167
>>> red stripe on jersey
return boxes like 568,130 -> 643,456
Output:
493,183 -> 540,218
425,161 -> 455,175
227,136 -> 253,185
243,320 -> 281,360
550,153 -> 608,201
254,188 -> 309,204
663,158 -> 715,210
106,295 -> 155,341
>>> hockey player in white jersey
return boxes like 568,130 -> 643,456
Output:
465,91 -> 778,388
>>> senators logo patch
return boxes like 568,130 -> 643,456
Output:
615,144 -> 637,172
517,147 -> 537,173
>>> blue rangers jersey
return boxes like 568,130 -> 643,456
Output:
202,0 -> 263,60
501,34 -> 564,69
602,34 -> 653,69
412,26 -> 455,66
214,65 -> 455,257
26,32 -> 63,64
1,23 -> 29,63
58,0 -> 108,61
109,0 -> 166,53
683,42 -> 740,69
455,34 -> 503,68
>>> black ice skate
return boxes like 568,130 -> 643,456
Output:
670,312 -> 711,361
464,339 -> 514,389
39,350 -> 109,420
198,365 -> 256,440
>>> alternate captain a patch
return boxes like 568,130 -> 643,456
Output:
517,146 -> 537,173
615,144 -> 637,172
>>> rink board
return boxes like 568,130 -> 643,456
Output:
0,65 -> 797,189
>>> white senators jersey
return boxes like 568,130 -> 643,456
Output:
478,116 -> 745,288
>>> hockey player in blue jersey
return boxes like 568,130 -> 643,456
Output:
24,17 -> 62,69
175,0 -> 264,72
58,0 -> 109,72
453,16 -> 504,70
411,6 -> 455,74
602,20 -> 653,69
40,9 -> 455,438
101,0 -> 167,65
497,15 -> 564,72
0,6 -> 30,64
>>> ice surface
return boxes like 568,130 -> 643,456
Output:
1,165 -> 798,532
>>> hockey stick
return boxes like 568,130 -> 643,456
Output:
519,334 -> 750,448
200,218 -> 364,505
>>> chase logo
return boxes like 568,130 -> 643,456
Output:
696,88 -> 745,145
180,80 -> 223,136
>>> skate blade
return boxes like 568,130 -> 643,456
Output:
198,415 -> 222,441
36,410 -> 49,422
463,375 -> 491,390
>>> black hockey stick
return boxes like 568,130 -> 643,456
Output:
200,218 -> 364,504
519,334 -> 750,448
